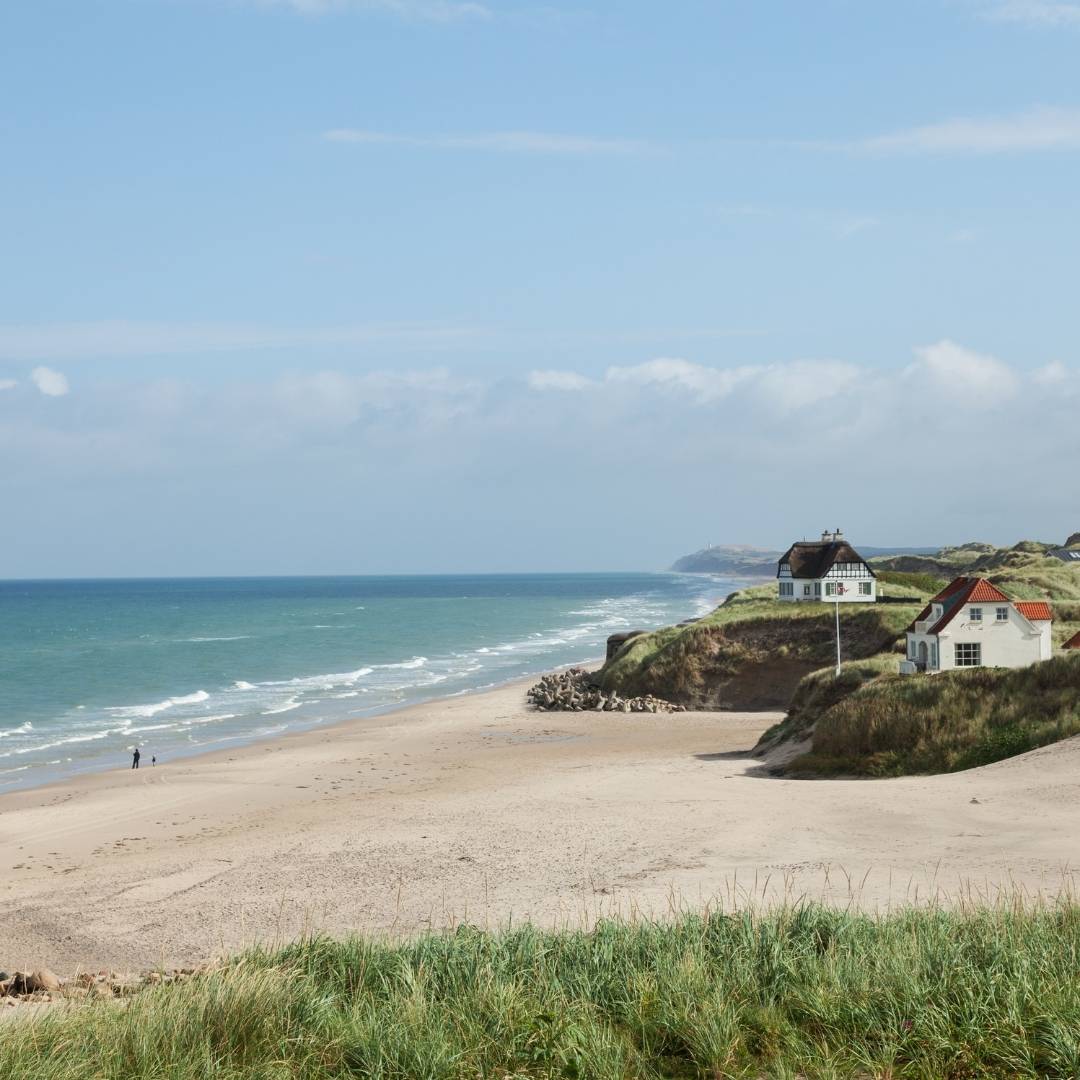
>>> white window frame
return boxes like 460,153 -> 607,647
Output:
996,607 -> 1008,622
803,584 -> 812,596
825,582 -> 838,597
955,642 -> 982,667
969,607 -> 983,622
859,581 -> 872,596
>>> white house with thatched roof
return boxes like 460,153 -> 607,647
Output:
776,530 -> 877,603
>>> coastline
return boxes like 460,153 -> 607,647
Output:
5,666 -> 1080,976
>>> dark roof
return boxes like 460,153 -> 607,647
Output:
1046,548 -> 1080,563
776,539 -> 875,580
1063,630 -> 1080,650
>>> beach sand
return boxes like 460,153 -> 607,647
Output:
3,676 -> 1080,975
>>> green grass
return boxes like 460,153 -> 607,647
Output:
599,586 -> 921,709
9,905 -> 1080,1079
786,654 -> 1080,777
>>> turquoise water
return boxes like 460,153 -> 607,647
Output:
0,573 -> 732,792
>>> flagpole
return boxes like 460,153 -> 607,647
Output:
835,598 -> 842,676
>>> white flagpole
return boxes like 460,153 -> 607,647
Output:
835,597 -> 842,676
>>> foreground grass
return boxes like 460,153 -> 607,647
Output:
788,653 -> 1080,776
8,905 -> 1080,1079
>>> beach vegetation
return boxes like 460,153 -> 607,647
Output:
7,904 -> 1080,1078
782,653 -> 1080,776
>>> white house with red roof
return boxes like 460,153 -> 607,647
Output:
901,577 -> 1053,674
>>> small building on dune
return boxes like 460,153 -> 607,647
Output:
776,530 -> 876,603
1063,630 -> 1080,651
1046,548 -> 1080,564
901,577 -> 1053,674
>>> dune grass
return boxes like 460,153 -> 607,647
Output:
7,904 -> 1080,1079
788,653 -> 1080,776
600,586 -> 921,710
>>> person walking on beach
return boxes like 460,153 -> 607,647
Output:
132,747 -> 141,770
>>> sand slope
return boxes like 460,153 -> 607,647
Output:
3,679 -> 1080,973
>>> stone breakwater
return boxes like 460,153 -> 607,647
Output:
527,668 -> 685,714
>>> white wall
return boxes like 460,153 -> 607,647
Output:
935,603 -> 1045,670
776,575 -> 875,602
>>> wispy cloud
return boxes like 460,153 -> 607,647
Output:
860,106 -> 1080,154
244,0 -> 491,20
30,367 -> 70,397
0,378 -> 16,392
323,129 -> 653,155
982,1 -> 1080,25
527,370 -> 595,392
0,321 -> 488,361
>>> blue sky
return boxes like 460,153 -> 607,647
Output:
2,0 -> 1079,576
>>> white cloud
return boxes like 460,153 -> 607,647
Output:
1034,360 -> 1071,384
0,379 -> 16,391
605,358 -> 755,402
861,106 -> 1080,155
0,320 -> 486,361
245,0 -> 490,19
983,1 -> 1080,25
904,340 -> 1019,407
30,367 -> 70,397
527,370 -> 595,391
323,129 -> 652,155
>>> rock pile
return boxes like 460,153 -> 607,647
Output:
0,964 -> 212,1007
527,668 -> 685,714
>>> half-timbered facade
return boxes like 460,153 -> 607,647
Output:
776,531 -> 877,603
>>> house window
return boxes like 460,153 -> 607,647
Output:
955,643 -> 982,667
859,581 -> 872,596
779,582 -> 794,597
825,582 -> 838,597
969,608 -> 982,622
804,584 -> 812,596
931,642 -> 938,669
996,607 -> 1009,621
814,582 -> 821,596
908,638 -> 917,658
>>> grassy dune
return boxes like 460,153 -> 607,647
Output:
600,585 -> 923,710
8,905 -> 1080,1079
785,654 -> 1080,776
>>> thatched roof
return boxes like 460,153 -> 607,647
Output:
777,539 -> 874,580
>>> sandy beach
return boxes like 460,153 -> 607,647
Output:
4,674 -> 1080,975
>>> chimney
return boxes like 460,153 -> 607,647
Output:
821,530 -> 830,542
834,528 -> 844,541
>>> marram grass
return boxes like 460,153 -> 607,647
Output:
6,903 -> 1080,1079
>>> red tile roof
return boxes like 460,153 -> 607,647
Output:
966,579 -> 1011,603
911,577 -> 1014,636
906,577 -> 973,633
1064,631 -> 1080,650
906,577 -> 1055,636
1015,601 -> 1053,623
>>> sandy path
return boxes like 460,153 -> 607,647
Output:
3,679 -> 1080,974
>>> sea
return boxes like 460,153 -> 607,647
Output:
0,572 -> 735,793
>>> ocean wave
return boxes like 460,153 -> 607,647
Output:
179,713 -> 238,728
262,699 -> 302,715
233,680 -> 256,690
183,635 -> 251,643
0,721 -> 33,739
106,690 -> 210,719
379,656 -> 428,670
